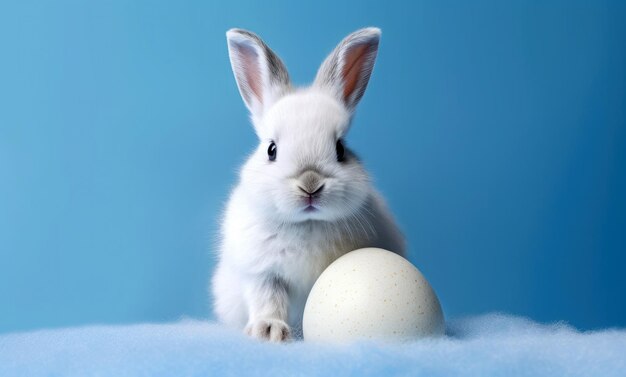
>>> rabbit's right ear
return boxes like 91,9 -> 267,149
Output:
226,29 -> 291,121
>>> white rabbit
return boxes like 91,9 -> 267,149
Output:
212,27 -> 405,342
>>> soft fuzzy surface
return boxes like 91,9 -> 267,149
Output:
1,313 -> 624,377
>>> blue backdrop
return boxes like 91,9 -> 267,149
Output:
1,1 -> 624,334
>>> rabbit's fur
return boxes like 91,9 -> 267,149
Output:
212,27 -> 405,341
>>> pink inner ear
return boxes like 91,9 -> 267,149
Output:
235,43 -> 263,104
341,43 -> 372,100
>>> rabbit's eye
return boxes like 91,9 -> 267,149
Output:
268,142 -> 277,161
336,139 -> 345,162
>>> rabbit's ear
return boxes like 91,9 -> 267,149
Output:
314,28 -> 380,113
226,29 -> 291,119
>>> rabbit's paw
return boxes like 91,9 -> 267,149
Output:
245,318 -> 291,342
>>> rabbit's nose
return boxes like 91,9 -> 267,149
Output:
297,171 -> 325,196
298,183 -> 325,196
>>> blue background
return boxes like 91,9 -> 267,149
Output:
1,0 -> 624,334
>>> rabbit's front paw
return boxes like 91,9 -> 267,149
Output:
245,318 -> 291,342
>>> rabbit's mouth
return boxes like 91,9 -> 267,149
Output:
304,205 -> 318,212
299,189 -> 323,212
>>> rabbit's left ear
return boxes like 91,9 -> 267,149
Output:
226,29 -> 291,121
314,28 -> 381,113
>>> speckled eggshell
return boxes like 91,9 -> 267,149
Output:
303,247 -> 445,342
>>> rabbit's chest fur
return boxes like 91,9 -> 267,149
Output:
215,184 -> 404,332
217,186 -> 380,329
222,186 -> 365,290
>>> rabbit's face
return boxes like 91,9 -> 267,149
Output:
241,90 -> 370,223
226,27 -> 381,224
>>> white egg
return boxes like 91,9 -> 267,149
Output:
303,247 -> 445,342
